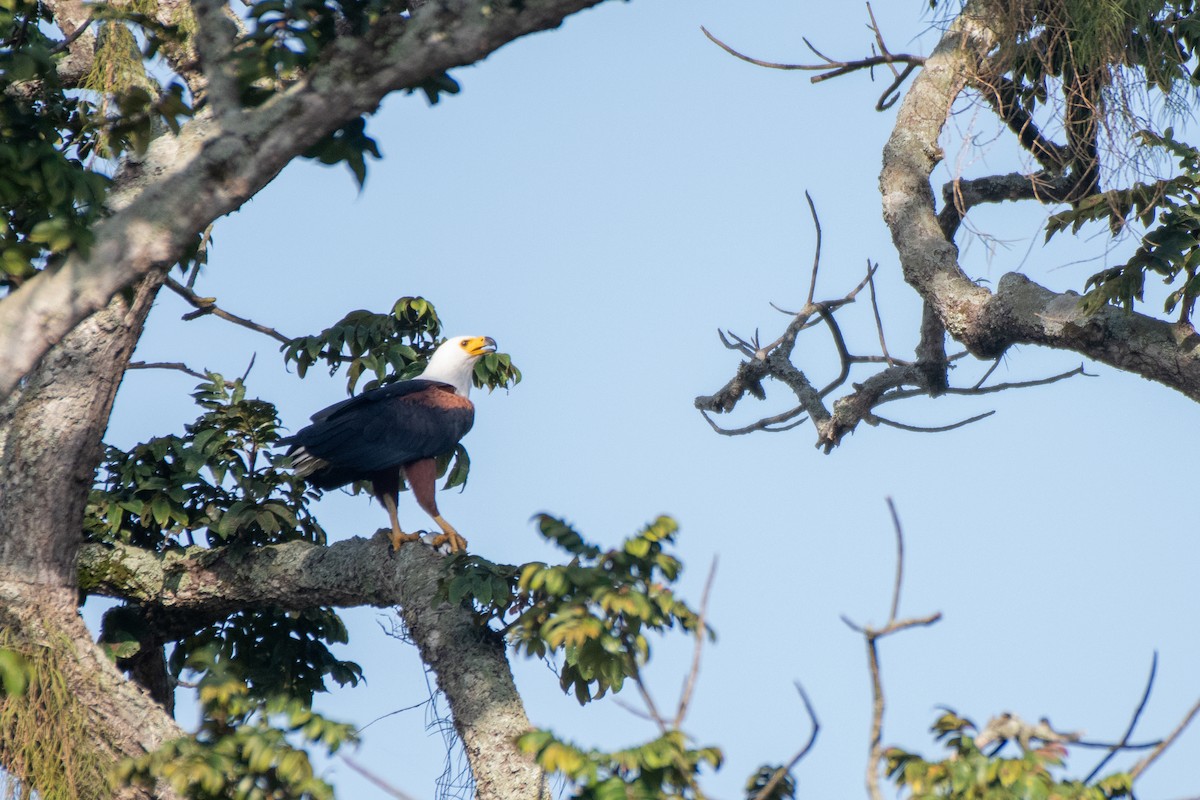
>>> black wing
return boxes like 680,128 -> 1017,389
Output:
280,380 -> 474,488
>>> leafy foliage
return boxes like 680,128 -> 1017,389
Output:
85,372 -> 360,753
118,649 -> 356,800
0,0 -> 108,290
886,712 -> 1132,800
86,373 -> 325,549
282,295 -> 521,395
516,515 -> 703,704
0,0 -> 198,291
444,515 -> 705,704
519,729 -> 722,800
1047,130 -> 1200,316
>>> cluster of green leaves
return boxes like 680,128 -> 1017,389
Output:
0,0 -> 197,290
118,649 -> 356,800
519,730 -> 722,800
1,0 -> 107,288
886,712 -> 1131,800
1047,130 -> 1200,316
87,373 -> 325,549
445,518 -> 733,800
283,296 -> 521,395
85,372 -> 360,718
515,515 -> 703,704
445,515 -> 704,704
282,296 -> 444,393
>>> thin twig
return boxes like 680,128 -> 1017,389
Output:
700,25 -> 924,77
972,357 -> 1003,389
625,639 -> 669,735
700,407 -> 808,437
885,498 -> 903,625
872,410 -> 996,433
750,682 -> 820,800
127,361 -> 209,380
165,275 -> 293,345
1085,652 -> 1158,782
878,365 -> 1088,406
48,13 -> 92,54
805,191 -> 822,305
866,261 -> 893,365
674,558 -> 718,728
612,696 -> 657,723
356,699 -> 431,735
1129,697 -> 1200,781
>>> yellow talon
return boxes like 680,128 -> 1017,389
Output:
388,529 -> 421,552
430,515 -> 468,553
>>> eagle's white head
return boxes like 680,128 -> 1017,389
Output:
418,335 -> 497,396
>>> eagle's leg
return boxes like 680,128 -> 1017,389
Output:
381,493 -> 420,551
405,459 -> 468,554
374,472 -> 419,551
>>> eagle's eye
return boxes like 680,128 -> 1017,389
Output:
460,340 -> 470,348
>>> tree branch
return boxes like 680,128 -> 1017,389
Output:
164,275 -> 293,345
80,535 -> 548,800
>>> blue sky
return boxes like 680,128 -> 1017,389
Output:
97,1 -> 1200,798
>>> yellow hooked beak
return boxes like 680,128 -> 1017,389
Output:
463,336 -> 498,356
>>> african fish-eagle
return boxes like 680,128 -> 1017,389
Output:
280,335 -> 497,553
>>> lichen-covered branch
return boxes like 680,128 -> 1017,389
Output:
79,535 -> 547,800
80,534 -> 435,613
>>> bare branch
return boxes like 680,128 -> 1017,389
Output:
628,652 -> 670,735
699,407 -> 808,436
866,261 -> 893,365
970,68 -> 1070,172
972,357 -> 1002,390
47,13 -> 92,54
700,25 -> 924,80
749,681 -> 820,800
805,191 -> 822,305
127,360 -> 209,380
840,506 -> 942,800
1130,697 -> 1200,781
165,275 -> 293,345
885,498 -> 903,624
939,171 -> 1077,239
1085,652 -> 1158,783
674,558 -> 717,728
872,410 -> 996,433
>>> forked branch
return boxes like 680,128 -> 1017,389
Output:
695,201 -> 1086,452
840,500 -> 941,800
701,3 -> 925,111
